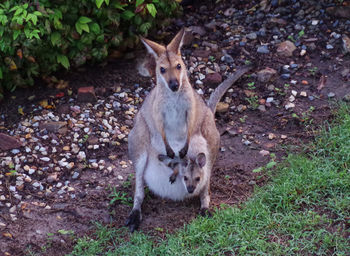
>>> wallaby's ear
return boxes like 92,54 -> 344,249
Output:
195,153 -> 206,168
140,37 -> 166,58
167,28 -> 186,55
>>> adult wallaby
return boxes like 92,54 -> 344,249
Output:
126,28 -> 252,232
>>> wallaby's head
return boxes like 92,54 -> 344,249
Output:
158,152 -> 206,194
140,28 -> 187,92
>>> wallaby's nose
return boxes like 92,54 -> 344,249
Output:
169,79 -> 179,92
187,185 -> 195,194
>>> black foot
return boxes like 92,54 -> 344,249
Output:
125,209 -> 141,232
179,142 -> 189,159
169,173 -> 177,184
199,208 -> 212,217
166,145 -> 175,159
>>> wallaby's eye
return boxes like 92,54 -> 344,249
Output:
176,64 -> 181,70
184,176 -> 188,181
195,177 -> 200,182
160,67 -> 166,74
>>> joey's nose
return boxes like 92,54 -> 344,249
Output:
169,79 -> 179,92
187,185 -> 195,194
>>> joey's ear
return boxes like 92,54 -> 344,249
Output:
195,153 -> 206,168
167,28 -> 186,55
140,37 -> 166,58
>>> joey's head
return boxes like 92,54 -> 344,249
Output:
140,28 -> 187,92
182,153 -> 206,194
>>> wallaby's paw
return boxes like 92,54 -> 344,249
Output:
166,146 -> 175,159
179,143 -> 189,158
199,208 -> 212,217
125,209 -> 141,232
169,174 -> 177,184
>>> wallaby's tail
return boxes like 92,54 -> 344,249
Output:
207,65 -> 253,113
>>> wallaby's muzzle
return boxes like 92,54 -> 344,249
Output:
169,79 -> 179,92
187,185 -> 195,194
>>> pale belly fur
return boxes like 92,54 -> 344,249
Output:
144,155 -> 188,201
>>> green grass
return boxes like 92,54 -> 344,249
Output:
69,105 -> 350,256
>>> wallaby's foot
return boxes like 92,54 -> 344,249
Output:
179,142 -> 189,158
169,173 -> 177,184
166,145 -> 175,159
199,208 -> 212,217
125,209 -> 141,232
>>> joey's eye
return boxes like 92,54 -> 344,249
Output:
160,67 -> 166,74
176,64 -> 181,70
195,177 -> 200,182
184,176 -> 188,181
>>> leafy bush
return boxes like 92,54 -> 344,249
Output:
0,0 -> 180,99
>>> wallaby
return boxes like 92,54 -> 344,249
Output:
126,28 -> 252,232
158,134 -> 211,216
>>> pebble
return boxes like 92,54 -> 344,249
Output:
72,172 -> 80,179
300,91 -> 307,97
117,175 -> 123,180
289,95 -> 296,102
11,149 -> 20,154
259,150 -> 270,156
257,45 -> 270,54
328,92 -> 335,98
285,103 -> 295,110
326,44 -> 334,50
40,157 -> 50,162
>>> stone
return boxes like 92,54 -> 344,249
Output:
47,173 -> 58,183
246,32 -> 257,40
343,94 -> 350,102
40,121 -> 67,133
277,40 -> 296,57
77,86 -> 97,102
224,7 -> 235,17
189,26 -> 206,36
341,68 -> 350,78
257,67 -> 277,83
216,102 -> 229,113
192,49 -> 211,58
342,34 -> 350,54
328,92 -> 335,98
259,150 -> 270,156
204,73 -> 222,86
285,102 -> 295,110
257,45 -> 270,54
258,105 -> 266,112
300,91 -> 307,97
0,133 -> 22,151
326,6 -> 350,19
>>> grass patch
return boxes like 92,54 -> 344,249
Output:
69,104 -> 350,256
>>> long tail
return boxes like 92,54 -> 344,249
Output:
207,65 -> 253,113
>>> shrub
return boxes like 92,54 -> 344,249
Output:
0,0 -> 180,99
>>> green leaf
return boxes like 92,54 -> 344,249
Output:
266,161 -> 276,169
252,167 -> 263,173
78,16 -> 92,24
96,0 -> 104,8
146,3 -> 157,17
122,10 -> 135,20
75,22 -> 82,34
13,30 -> 21,40
140,22 -> 151,33
0,67 -> 3,79
136,0 -> 144,7
80,23 -> 90,33
57,229 -> 74,235
51,32 -> 61,45
57,55 -> 70,69
90,23 -> 100,34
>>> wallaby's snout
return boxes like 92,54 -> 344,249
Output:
169,79 -> 179,92
187,185 -> 195,194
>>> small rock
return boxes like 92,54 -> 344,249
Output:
32,182 -> 40,188
311,20 -> 319,25
257,67 -> 277,83
291,90 -> 297,96
258,105 -> 266,112
300,49 -> 306,57
281,73 -> 290,79
40,121 -> 67,133
246,32 -> 257,40
326,44 -> 334,50
342,34 -> 350,54
0,133 -> 22,151
300,91 -> 307,97
216,102 -> 229,113
259,150 -> 270,156
301,80 -> 309,85
281,135 -> 287,139
47,173 -> 58,183
237,104 -> 246,112
11,149 -> 20,154
257,45 -> 270,54
77,151 -> 86,161
224,7 -> 235,17
289,95 -> 295,102
204,72 -> 222,86
341,68 -> 350,78
343,94 -> 350,102
266,97 -> 274,103
77,86 -> 97,102
277,40 -> 296,57
268,133 -> 276,140
285,102 -> 295,110
72,172 -> 80,179
328,92 -> 335,98
40,157 -> 50,162
117,175 -> 123,180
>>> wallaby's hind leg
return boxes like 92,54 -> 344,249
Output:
199,181 -> 212,217
125,152 -> 148,232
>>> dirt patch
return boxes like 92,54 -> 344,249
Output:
1,0 -> 350,255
